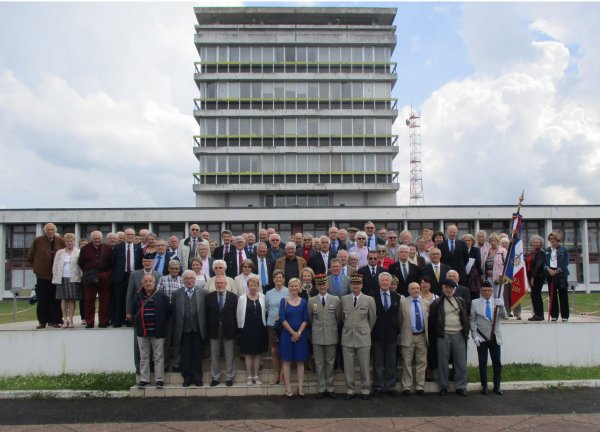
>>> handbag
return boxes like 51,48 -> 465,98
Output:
82,269 -> 99,285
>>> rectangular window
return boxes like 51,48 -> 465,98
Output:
365,154 -> 375,171
229,82 -> 240,99
263,154 -> 274,172
297,118 -> 307,135
206,47 -> 217,62
274,47 -> 284,62
251,46 -> 262,63
307,47 -> 317,62
251,118 -> 261,136
206,82 -> 216,99
352,47 -> 362,63
206,119 -> 217,135
274,118 -> 284,135
319,118 -> 330,135
240,48 -> 251,62
374,82 -> 387,98
297,82 -> 307,99
308,83 -> 318,99
364,82 -> 374,99
229,118 -> 239,136
252,83 -> 261,99
354,119 -> 364,135
297,46 -> 306,62
352,82 -> 363,99
263,118 -> 273,136
342,118 -> 352,136
217,118 -> 227,136
284,118 -> 296,135
229,155 -> 239,172
240,83 -> 251,99
205,155 -> 216,172
374,47 -> 387,62
285,82 -> 295,99
308,118 -> 318,135
240,118 -> 251,135
330,46 -> 341,63
365,118 -> 374,135
331,82 -> 341,99
274,82 -> 284,99
230,46 -> 239,62
341,82 -> 352,98
343,154 -> 353,171
263,47 -> 274,62
307,155 -> 319,172
375,119 -> 388,135
285,47 -> 295,62
364,46 -> 374,62
217,83 -> 227,99
319,83 -> 329,100
285,154 -> 295,172
318,47 -> 329,62
297,154 -> 307,172
331,118 -> 341,136
263,82 -> 273,99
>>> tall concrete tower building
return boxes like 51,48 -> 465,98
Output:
193,7 -> 399,208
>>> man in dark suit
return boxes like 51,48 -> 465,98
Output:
371,272 -> 401,397
357,250 -> 386,296
308,236 -> 336,275
364,221 -> 386,251
152,239 -> 170,276
206,276 -> 238,387
110,228 -> 143,327
389,245 -> 421,297
256,242 -> 275,292
212,230 -> 234,260
328,226 -> 347,254
420,248 -> 451,297
437,224 -> 469,285
225,236 -> 257,278
172,270 -> 208,387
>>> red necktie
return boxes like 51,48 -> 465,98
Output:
126,245 -> 131,272
238,251 -> 243,271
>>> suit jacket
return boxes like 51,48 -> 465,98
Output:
171,286 -> 208,343
256,256 -> 275,291
421,262 -> 452,296
308,250 -> 337,275
212,243 -> 233,261
371,290 -> 401,343
225,249 -> 257,278
308,294 -> 342,345
126,270 -> 163,316
111,242 -> 143,283
341,293 -> 377,348
206,290 -> 239,340
470,297 -> 508,344
388,260 -> 421,297
245,244 -> 257,255
327,273 -> 350,298
437,239 -> 469,284
399,296 -> 430,346
357,264 -> 386,296
179,236 -> 210,269
329,240 -> 347,254
455,284 -> 472,315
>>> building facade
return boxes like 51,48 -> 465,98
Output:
193,7 -> 399,208
2,205 -> 600,297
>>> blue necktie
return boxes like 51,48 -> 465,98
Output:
333,275 -> 340,295
219,293 -> 224,311
450,240 -> 455,253
383,292 -> 389,311
486,300 -> 492,320
414,299 -> 422,331
367,237 -> 372,249
260,259 -> 268,287
154,255 -> 162,272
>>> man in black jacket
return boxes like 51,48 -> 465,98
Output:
206,276 -> 238,387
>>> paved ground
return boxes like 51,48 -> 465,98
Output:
0,388 -> 599,431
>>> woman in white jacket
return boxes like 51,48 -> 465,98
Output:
52,233 -> 82,328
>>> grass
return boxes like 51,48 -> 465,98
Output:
0,299 -> 101,325
468,363 -> 600,383
515,291 -> 600,317
0,372 -> 135,391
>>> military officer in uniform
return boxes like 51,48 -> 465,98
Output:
341,273 -> 377,400
308,274 -> 342,399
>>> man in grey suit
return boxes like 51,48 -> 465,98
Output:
471,280 -> 507,395
341,273 -> 377,400
172,270 -> 208,387
399,282 -> 429,396
125,253 -> 162,374
308,274 -> 342,400
327,259 -> 350,298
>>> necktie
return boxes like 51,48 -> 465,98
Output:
353,296 -> 357,308
371,267 -> 376,277
434,265 -> 440,281
450,240 -> 455,253
186,289 -> 193,299
192,238 -> 197,257
486,300 -> 492,320
238,251 -> 243,271
402,263 -> 408,280
260,259 -> 268,287
414,299 -> 422,331
154,255 -> 162,272
342,267 -> 346,276
224,244 -> 229,255
219,292 -> 224,311
126,245 -> 131,272
322,296 -> 326,307
333,275 -> 340,295
367,237 -> 372,249
383,292 -> 389,311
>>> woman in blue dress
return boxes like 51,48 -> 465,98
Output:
279,277 -> 310,398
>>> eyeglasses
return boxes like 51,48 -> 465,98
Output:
357,238 -> 366,241
242,265 -> 252,268
368,257 -> 378,260
214,266 -> 224,269
377,250 -> 386,253
388,236 -> 397,239
190,228 -> 199,231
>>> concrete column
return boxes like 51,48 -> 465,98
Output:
581,219 -> 591,294
36,223 -> 43,237
148,222 -> 154,234
403,220 -> 408,232
474,219 -> 480,233
439,220 -> 444,233
0,224 -> 6,293
74,223 -> 81,243
184,222 -> 190,238
111,223 -> 117,234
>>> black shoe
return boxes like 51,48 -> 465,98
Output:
182,381 -> 192,387
125,319 -> 133,327
456,388 -> 468,397
387,390 -> 400,397
156,381 -> 164,389
402,389 -> 412,396
195,381 -> 203,387
372,390 -> 382,397
316,392 -> 325,400
327,392 -> 337,399
226,380 -> 233,387
344,394 -> 354,400
85,324 -> 94,329
528,316 -> 543,321
210,380 -> 220,387
361,394 -> 370,401
36,323 -> 47,329
439,388 -> 448,397
493,388 -> 504,395
137,381 -> 148,389
98,323 -> 109,328
416,390 -> 426,397
481,387 -> 489,395
172,366 -> 181,373
112,323 -> 122,328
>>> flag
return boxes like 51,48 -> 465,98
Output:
504,212 -> 529,309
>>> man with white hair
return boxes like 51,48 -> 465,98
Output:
27,223 -> 65,329
309,236 -> 336,275
205,260 -> 236,293
179,224 -> 209,270
438,224 -> 469,285
275,242 -> 307,284
225,236 -> 256,278
267,233 -> 285,261
110,228 -> 142,327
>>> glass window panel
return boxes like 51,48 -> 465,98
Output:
354,119 -> 364,135
239,155 -> 250,172
297,46 -> 306,61
297,118 -> 307,135
307,155 -> 319,171
297,154 -> 307,171
320,155 -> 329,171
273,155 -> 284,170
331,154 -> 342,171
319,118 -> 330,135
375,119 -> 388,135
331,82 -> 341,99
343,154 -> 353,171
308,118 -> 318,135
217,155 -> 226,172
250,155 -> 260,172
229,118 -> 239,135
376,155 -> 388,171
230,46 -> 239,62
274,82 -> 284,99
251,118 -> 261,136
374,83 -> 387,98
206,82 -> 216,99
365,118 -> 374,135
206,47 -> 217,62
240,118 -> 251,135
274,47 -> 284,62
252,83 -> 261,99
341,82 -> 352,98
341,47 -> 352,62
263,154 -> 274,172
274,118 -> 284,135
297,82 -> 307,99
240,48 -> 251,62
240,83 -> 251,99
308,83 -> 318,99
229,155 -> 239,172
263,46 -> 274,62
285,118 -> 296,135
263,118 -> 273,135
352,47 -> 362,62
229,82 -> 240,99
263,82 -> 273,98
318,195 -> 329,206
364,82 -> 374,98
285,47 -> 295,62
285,154 -> 295,171
308,195 -> 318,206
319,83 -> 329,100
251,46 -> 261,62
353,155 -> 363,171
285,82 -> 295,99
318,47 -> 329,62
331,118 -> 341,135
330,46 -> 341,62
364,46 -> 374,62
297,195 -> 308,206
217,82 -> 227,99
307,47 -> 317,62
352,82 -> 363,99
342,118 -> 352,135
374,47 -> 387,62
365,154 -> 375,171
206,119 -> 217,135
217,118 -> 227,136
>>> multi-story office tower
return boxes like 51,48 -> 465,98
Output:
193,7 -> 399,208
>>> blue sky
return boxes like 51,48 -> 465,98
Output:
1,2 -> 599,208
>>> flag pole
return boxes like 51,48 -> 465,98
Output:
490,191 -> 524,341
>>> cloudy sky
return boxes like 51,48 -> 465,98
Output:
0,1 -> 599,208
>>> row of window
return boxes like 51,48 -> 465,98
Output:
198,117 -> 392,137
196,62 -> 394,74
199,46 -> 391,64
195,173 -> 396,186
195,99 -> 395,111
265,194 -> 330,208
194,136 -> 396,148
197,153 -> 393,174
199,81 -> 392,100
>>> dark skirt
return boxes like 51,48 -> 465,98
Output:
56,277 -> 82,300
240,299 -> 268,355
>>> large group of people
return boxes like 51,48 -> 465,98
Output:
25,221 -> 571,397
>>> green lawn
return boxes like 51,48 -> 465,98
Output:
0,299 -> 38,324
517,291 -> 600,317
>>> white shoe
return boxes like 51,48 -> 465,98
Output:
247,376 -> 253,386
254,376 -> 262,385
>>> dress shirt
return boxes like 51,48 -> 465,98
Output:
550,248 -> 558,268
320,293 -> 328,307
153,254 -> 167,274
367,235 -> 378,251
157,275 -> 183,300
125,242 -> 135,272
321,252 -> 329,269
370,266 -> 377,277
380,290 -> 390,310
